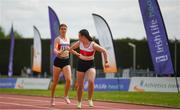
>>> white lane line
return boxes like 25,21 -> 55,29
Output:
0,96 -> 112,109
0,101 -> 49,109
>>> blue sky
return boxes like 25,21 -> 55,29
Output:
0,0 -> 179,40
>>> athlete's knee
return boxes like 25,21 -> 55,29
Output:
66,78 -> 71,84
78,83 -> 84,90
78,86 -> 84,91
51,82 -> 57,90
52,80 -> 58,85
88,79 -> 94,85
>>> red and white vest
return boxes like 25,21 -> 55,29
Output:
57,36 -> 70,57
79,41 -> 95,57
57,37 -> 70,50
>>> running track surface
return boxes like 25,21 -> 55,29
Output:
0,94 -> 178,110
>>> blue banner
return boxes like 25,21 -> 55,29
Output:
84,78 -> 130,91
8,25 -> 15,77
0,78 -> 17,88
139,0 -> 174,75
48,6 -> 60,74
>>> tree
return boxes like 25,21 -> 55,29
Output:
0,26 -> 5,39
6,30 -> 23,39
0,26 -> 23,39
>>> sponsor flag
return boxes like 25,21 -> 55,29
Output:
32,26 -> 42,73
8,25 -> 15,77
92,13 -> 117,73
139,0 -> 174,74
48,6 -> 60,74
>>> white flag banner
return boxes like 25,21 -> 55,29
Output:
92,13 -> 117,73
32,26 -> 42,73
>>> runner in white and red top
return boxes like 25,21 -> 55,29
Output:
69,29 -> 110,109
50,24 -> 71,106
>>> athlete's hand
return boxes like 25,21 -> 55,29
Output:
57,50 -> 64,55
65,47 -> 70,51
57,51 -> 61,55
77,53 -> 81,58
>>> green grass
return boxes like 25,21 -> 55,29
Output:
0,85 -> 180,108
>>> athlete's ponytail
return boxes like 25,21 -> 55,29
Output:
79,29 -> 93,41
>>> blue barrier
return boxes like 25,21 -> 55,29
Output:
0,78 -> 17,88
84,78 -> 130,91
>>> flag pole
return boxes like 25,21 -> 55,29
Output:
174,38 -> 179,93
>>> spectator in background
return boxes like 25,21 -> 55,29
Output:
21,67 -> 27,77
26,67 -> 32,77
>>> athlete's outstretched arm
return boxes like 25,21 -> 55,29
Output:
93,42 -> 109,67
69,41 -> 80,57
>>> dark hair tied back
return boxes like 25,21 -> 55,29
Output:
79,29 -> 93,41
